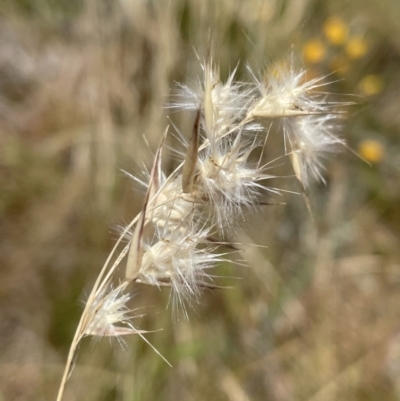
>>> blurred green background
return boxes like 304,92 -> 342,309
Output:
1,0 -> 400,400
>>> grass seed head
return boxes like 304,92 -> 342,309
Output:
248,63 -> 333,119
285,115 -> 345,186
85,286 -> 141,337
138,224 -> 222,316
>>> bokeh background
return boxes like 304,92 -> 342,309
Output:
1,0 -> 400,400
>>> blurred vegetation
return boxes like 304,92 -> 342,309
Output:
1,0 -> 400,400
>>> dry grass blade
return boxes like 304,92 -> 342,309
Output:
182,109 -> 201,193
125,132 -> 166,282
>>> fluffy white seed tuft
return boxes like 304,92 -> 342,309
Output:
85,285 -> 142,337
247,63 -> 334,119
284,115 -> 344,187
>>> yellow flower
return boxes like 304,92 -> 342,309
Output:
323,17 -> 348,45
359,75 -> 383,96
303,39 -> 326,64
358,139 -> 384,163
346,36 -> 368,59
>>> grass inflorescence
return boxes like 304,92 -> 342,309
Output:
56,55 -> 346,401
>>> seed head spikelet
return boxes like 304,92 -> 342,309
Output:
247,62 -> 335,119
284,114 -> 344,187
85,284 -> 145,337
138,223 -> 223,317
